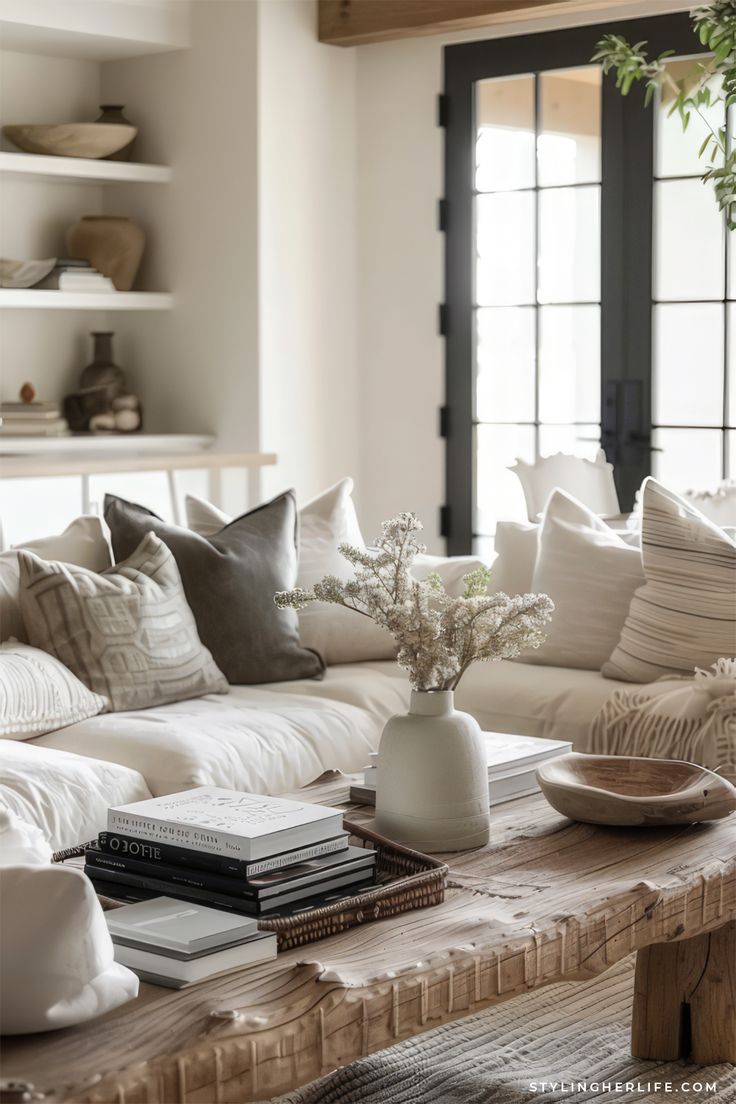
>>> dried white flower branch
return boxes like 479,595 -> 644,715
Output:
275,512 -> 554,692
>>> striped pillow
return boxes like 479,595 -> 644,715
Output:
602,478 -> 736,683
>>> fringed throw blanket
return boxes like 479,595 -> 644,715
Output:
590,659 -> 736,783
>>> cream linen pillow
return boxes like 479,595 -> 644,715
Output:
523,490 -> 644,670
0,516 -> 112,643
19,531 -> 228,711
603,478 -> 736,682
490,521 -> 539,595
0,642 -> 107,740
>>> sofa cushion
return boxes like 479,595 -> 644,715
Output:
0,739 -> 151,851
106,490 -> 324,686
35,666 -> 411,798
0,642 -> 107,740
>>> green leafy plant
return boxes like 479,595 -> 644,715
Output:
592,1 -> 736,228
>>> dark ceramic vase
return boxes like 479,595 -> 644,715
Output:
80,332 -> 126,397
95,105 -> 135,161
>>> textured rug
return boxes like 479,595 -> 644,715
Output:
268,956 -> 735,1104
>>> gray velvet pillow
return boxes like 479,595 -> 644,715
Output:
104,490 -> 324,686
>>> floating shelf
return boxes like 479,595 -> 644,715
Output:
0,152 -> 172,186
0,438 -> 278,480
0,290 -> 173,311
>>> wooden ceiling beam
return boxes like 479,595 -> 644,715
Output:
318,0 -> 615,46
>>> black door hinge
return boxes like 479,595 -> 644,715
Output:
437,94 -> 449,128
439,505 -> 451,538
439,405 -> 449,438
438,303 -> 448,336
438,198 -> 448,232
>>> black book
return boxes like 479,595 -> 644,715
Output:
97,829 -> 350,877
84,863 -> 375,916
85,844 -> 374,899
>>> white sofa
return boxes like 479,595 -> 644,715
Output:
2,658 -> 629,852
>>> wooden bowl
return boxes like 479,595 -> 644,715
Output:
4,124 -> 137,159
536,753 -> 736,827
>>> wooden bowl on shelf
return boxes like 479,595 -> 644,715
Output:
536,753 -> 736,827
4,123 -> 137,159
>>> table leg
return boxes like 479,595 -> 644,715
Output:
631,921 -> 735,1065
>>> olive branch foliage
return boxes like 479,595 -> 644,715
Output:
592,1 -> 736,228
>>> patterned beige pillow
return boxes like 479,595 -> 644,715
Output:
602,478 -> 736,683
18,532 -> 228,711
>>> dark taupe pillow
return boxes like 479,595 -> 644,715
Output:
104,490 -> 324,685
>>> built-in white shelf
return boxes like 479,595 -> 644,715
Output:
0,0 -> 190,61
0,289 -> 173,311
0,152 -> 172,186
0,436 -> 277,480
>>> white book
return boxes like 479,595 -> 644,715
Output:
108,787 -> 344,861
113,930 -> 277,987
105,896 -> 258,952
483,733 -> 572,776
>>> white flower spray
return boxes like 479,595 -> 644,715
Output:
275,512 -> 554,692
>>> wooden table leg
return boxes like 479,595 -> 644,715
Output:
631,921 -> 735,1065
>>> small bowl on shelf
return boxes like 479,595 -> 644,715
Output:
536,753 -> 736,827
3,123 -> 137,160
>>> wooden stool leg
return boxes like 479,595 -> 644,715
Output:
631,921 -> 736,1065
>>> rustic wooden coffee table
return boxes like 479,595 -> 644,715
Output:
3,775 -> 735,1103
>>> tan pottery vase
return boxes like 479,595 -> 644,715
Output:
67,216 -> 145,291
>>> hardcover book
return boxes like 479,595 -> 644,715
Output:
97,830 -> 350,877
112,930 -> 277,988
86,844 -> 374,898
104,896 -> 258,952
108,787 -> 344,861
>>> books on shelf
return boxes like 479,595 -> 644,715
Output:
36,259 -> 115,292
108,787 -> 345,861
105,897 -> 277,988
0,400 -> 69,437
349,734 -> 573,807
87,787 -> 376,984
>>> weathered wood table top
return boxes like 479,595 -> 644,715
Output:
3,774 -> 735,1103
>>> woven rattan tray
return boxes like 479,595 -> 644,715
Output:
53,820 -> 448,952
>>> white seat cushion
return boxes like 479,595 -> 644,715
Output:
0,740 -> 151,851
35,667 -> 411,798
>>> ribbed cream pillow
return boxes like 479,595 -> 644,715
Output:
521,490 -> 644,670
603,478 -> 736,682
0,642 -> 107,740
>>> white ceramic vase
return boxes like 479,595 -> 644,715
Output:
375,689 -> 490,852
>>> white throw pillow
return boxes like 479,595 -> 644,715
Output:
0,516 -> 112,643
603,478 -> 736,682
0,641 -> 107,740
490,521 -> 539,595
522,490 -> 644,670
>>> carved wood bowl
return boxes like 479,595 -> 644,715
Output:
4,123 -> 137,159
536,753 -> 736,827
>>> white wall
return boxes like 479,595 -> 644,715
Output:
353,0 -> 690,550
257,0 -> 359,507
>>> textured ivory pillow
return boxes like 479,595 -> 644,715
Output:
106,490 -> 324,685
602,478 -> 736,682
523,490 -> 644,670
0,642 -> 107,740
19,532 -> 228,711
0,516 -> 112,643
489,521 -> 539,595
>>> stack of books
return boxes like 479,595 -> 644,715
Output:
37,259 -> 115,292
105,896 -> 277,988
0,400 -> 69,437
350,733 -> 573,807
85,786 -> 376,922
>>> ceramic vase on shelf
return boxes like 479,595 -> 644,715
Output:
375,690 -> 490,853
67,216 -> 145,291
95,105 -> 135,161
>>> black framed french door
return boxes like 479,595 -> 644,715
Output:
442,12 -> 715,556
